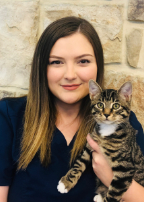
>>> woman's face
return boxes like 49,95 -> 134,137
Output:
47,32 -> 97,105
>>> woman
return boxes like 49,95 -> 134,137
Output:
0,16 -> 144,202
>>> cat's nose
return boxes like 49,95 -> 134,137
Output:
104,114 -> 109,118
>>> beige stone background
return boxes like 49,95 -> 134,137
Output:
0,0 -> 144,129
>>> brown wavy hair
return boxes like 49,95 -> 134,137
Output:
17,16 -> 104,170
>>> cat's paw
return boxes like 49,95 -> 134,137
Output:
93,194 -> 103,202
57,175 -> 75,193
57,180 -> 68,193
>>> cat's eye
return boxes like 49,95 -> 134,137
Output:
97,102 -> 104,109
113,103 -> 120,109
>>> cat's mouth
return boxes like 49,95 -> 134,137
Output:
102,118 -> 115,124
96,118 -> 114,125
103,120 -> 113,124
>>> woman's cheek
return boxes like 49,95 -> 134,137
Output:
79,67 -> 97,82
47,67 -> 63,83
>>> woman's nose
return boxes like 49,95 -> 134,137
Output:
64,63 -> 77,80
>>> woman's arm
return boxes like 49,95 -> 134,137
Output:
87,134 -> 144,202
0,186 -> 9,202
121,180 -> 144,202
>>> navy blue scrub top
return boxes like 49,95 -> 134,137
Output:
0,97 -> 144,202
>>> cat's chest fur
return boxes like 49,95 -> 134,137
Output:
99,123 -> 118,137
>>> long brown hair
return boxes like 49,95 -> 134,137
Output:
18,16 -> 104,170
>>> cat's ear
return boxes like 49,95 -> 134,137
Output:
118,81 -> 132,102
89,79 -> 102,100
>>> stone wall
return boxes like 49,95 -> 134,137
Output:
0,0 -> 144,129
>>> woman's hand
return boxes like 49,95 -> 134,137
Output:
86,134 -> 113,187
86,134 -> 144,202
0,186 -> 9,202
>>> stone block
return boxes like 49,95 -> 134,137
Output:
128,0 -> 144,21
126,29 -> 143,68
0,90 -> 15,100
0,1 -> 39,89
104,70 -> 144,130
43,4 -> 123,63
0,89 -> 27,100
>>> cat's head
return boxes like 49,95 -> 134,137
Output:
89,80 -> 132,124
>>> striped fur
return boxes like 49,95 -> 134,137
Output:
57,81 -> 144,202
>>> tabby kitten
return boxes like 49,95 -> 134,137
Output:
57,80 -> 144,202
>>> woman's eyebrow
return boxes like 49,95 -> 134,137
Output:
49,54 -> 94,59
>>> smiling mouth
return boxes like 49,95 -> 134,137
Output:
61,84 -> 81,90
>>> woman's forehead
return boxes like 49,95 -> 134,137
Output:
49,32 -> 95,57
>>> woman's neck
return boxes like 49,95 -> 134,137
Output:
55,98 -> 82,127
54,98 -> 82,145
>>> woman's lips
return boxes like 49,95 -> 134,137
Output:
61,84 -> 81,90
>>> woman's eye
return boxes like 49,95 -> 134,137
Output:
49,60 -> 62,65
97,102 -> 104,109
79,59 -> 90,64
113,103 -> 120,109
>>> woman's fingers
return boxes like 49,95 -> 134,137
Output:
86,133 -> 101,153
92,151 -> 101,167
86,133 -> 113,187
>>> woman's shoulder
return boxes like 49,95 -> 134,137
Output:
0,96 -> 27,117
130,111 -> 144,155
0,96 -> 27,186
0,96 -> 27,165
129,111 -> 143,130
